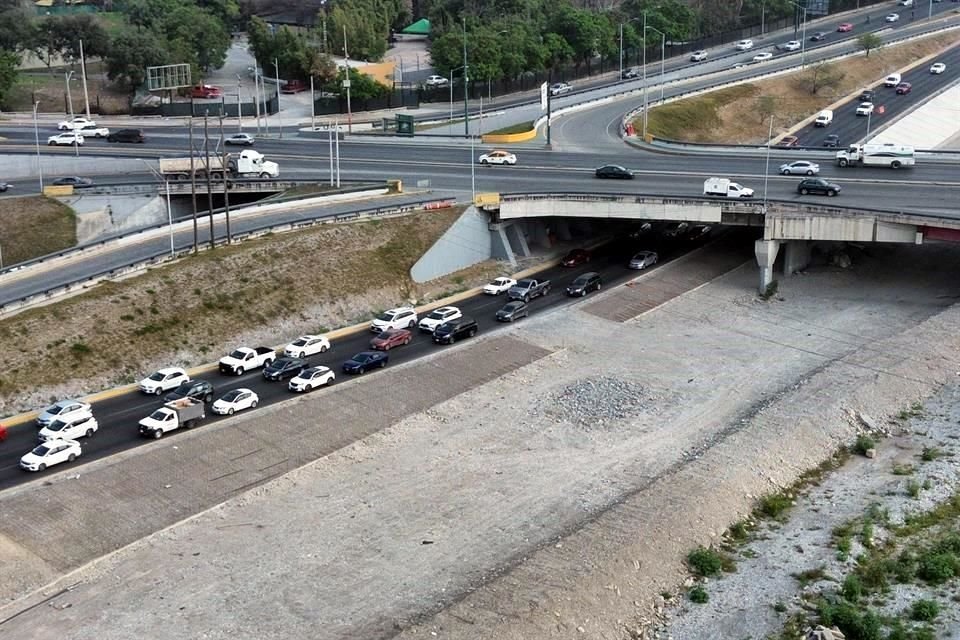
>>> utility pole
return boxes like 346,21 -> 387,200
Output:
189,117 -> 198,252
343,26 -> 353,133
219,115 -> 231,244
203,113 -> 215,249
462,17 -> 469,137
274,58 -> 282,139
236,74 -> 242,132
253,67 -> 261,135
79,39 -> 91,120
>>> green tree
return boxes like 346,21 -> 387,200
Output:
542,32 -> 573,71
161,4 -> 230,71
0,50 -> 19,108
856,33 -> 883,58
800,60 -> 845,95
331,66 -> 388,100
104,27 -> 167,89
755,95 -> 776,124
549,4 -> 600,70
0,7 -> 36,53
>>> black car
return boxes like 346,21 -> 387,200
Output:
164,379 -> 214,403
797,178 -> 841,197
52,176 -> 93,187
263,356 -> 308,381
822,134 -> 840,148
106,128 -> 145,143
565,272 -> 602,297
496,301 -> 529,322
621,67 -> 639,79
858,89 -> 875,102
342,351 -> 388,374
595,164 -> 634,180
433,317 -> 478,344
810,31 -> 827,41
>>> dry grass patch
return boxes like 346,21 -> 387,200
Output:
639,33 -> 958,144
0,206 -> 502,412
0,196 -> 77,264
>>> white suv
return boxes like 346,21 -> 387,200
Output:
735,39 -> 754,51
371,307 -> 418,333
418,306 -> 462,333
39,414 -> 99,441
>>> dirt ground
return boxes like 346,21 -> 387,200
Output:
0,196 -> 76,266
643,33 -> 958,144
3,240 -> 959,639
0,205 -> 502,415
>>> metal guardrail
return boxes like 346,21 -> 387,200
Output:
0,182 -> 388,277
0,196 -> 455,315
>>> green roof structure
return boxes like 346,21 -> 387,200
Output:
401,18 -> 430,35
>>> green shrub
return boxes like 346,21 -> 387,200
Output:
841,574 -> 863,602
729,520 -> 751,541
935,533 -> 960,554
773,600 -> 787,613
689,584 -> 708,603
907,479 -> 922,498
817,600 -> 882,640
910,599 -> 940,621
918,552 -> 956,584
687,546 -> 723,577
757,493 -> 793,519
854,434 -> 876,456
892,463 -> 914,476
921,446 -> 943,462
70,342 -> 91,356
793,566 -> 827,586
860,521 -> 874,549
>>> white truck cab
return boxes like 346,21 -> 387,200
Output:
703,177 -> 755,198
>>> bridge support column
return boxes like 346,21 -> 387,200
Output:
782,240 -> 811,276
506,223 -> 531,257
755,239 -> 780,294
552,219 -> 572,242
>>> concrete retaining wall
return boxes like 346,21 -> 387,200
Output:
0,155 -> 138,180
410,207 -> 492,282
501,199 -> 723,222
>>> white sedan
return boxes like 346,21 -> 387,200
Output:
483,277 -> 517,295
212,388 -> 259,415
753,52 -> 773,62
735,39 -> 754,51
478,150 -> 517,165
39,415 -> 99,441
283,334 -> 330,358
855,102 -> 875,116
139,367 -> 189,395
57,116 -> 96,131
20,439 -> 82,472
930,63 -> 946,74
288,366 -> 335,392
781,40 -> 801,51
885,13 -> 899,22
47,132 -> 84,146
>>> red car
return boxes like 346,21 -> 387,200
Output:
561,248 -> 592,267
370,328 -> 412,351
281,80 -> 307,94
191,84 -> 223,99
895,82 -> 912,94
837,23 -> 854,32
776,135 -> 799,148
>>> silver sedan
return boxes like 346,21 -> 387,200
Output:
629,251 -> 659,270
779,160 -> 820,176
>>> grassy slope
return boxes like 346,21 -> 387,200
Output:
0,196 -> 77,265
639,33 -> 957,144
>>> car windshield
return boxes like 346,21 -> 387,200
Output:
148,371 -> 167,381
48,420 -> 68,432
492,279 -> 507,285
228,349 -> 246,359
355,354 -> 372,363
292,338 -> 308,346
376,312 -> 396,321
148,409 -> 167,420
505,302 -> 521,311
47,404 -> 67,415
31,444 -> 53,456
573,276 -> 591,285
222,390 -> 242,402
427,310 -> 446,319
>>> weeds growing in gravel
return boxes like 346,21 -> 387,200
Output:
756,493 -> 793,519
854,434 -> 876,456
688,584 -> 709,604
892,463 -> 915,476
909,599 -> 940,621
686,546 -> 735,576
920,446 -> 944,462
791,566 -> 827,586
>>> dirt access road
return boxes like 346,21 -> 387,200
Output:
1,239 -> 959,639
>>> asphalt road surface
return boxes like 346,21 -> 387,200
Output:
0,226 -> 726,489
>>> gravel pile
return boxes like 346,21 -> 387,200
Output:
540,376 -> 647,429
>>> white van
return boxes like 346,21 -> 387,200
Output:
703,177 -> 754,199
883,72 -> 902,87
814,110 -> 833,127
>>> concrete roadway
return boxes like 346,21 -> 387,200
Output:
0,229 -> 711,489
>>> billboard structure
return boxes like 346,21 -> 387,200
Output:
147,64 -> 192,92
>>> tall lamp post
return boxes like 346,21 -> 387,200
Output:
273,58 -> 282,138
64,70 -> 75,120
236,74 -> 242,132
462,17 -> 470,137
33,101 -> 43,192
79,39 -> 91,119
785,0 -> 809,69
619,17 -> 641,82
645,25 -> 666,103
763,115 -> 775,212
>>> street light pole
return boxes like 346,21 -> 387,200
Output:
79,39 -> 91,120
236,74 -> 242,132
33,101 -> 43,192
463,17 -> 469,137
273,58 -> 282,138
343,27 -> 353,134
646,25 -> 666,103
64,70 -> 75,120
763,115 -> 774,211
642,11 -> 648,137
310,75 -> 316,131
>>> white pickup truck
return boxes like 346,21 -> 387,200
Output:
138,398 -> 206,438
218,346 -> 277,375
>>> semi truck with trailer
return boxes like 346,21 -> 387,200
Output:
159,150 -> 280,180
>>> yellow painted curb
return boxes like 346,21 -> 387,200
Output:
481,127 -> 538,144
